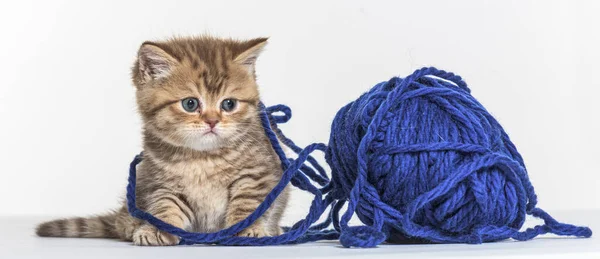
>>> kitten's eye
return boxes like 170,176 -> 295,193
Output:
221,98 -> 238,112
181,98 -> 199,112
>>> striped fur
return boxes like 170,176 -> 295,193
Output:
36,36 -> 289,246
36,213 -> 120,238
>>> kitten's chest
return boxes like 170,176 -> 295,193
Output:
175,161 -> 232,232
183,180 -> 228,232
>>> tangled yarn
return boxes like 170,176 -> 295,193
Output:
126,67 -> 591,247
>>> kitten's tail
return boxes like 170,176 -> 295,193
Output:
36,211 -> 120,238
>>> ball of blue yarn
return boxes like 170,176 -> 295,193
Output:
126,67 -> 591,248
326,67 -> 592,247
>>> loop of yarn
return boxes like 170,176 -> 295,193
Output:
339,226 -> 387,248
126,67 -> 591,247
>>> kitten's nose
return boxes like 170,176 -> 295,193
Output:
205,119 -> 219,129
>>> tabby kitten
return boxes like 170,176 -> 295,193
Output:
36,36 -> 290,246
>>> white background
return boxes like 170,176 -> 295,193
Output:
0,0 -> 598,227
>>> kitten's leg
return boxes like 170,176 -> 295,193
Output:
226,173 -> 278,237
266,186 -> 290,236
115,206 -> 143,241
132,192 -> 194,246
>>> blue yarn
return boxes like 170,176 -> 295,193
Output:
126,67 -> 592,247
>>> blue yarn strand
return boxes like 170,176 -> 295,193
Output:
126,67 -> 591,247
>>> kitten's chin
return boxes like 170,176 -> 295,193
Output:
185,134 -> 224,152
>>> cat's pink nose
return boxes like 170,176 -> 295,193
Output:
205,119 -> 219,129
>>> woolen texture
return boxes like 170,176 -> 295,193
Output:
126,67 -> 592,247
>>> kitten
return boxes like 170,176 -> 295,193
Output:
36,36 -> 290,246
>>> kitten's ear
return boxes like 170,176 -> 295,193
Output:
136,42 -> 178,83
234,38 -> 268,75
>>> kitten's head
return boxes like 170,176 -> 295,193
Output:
132,36 -> 267,152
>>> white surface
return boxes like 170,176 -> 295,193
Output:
1,211 -> 597,259
0,0 -> 598,230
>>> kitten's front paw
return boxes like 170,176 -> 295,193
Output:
237,225 -> 269,237
132,225 -> 180,246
